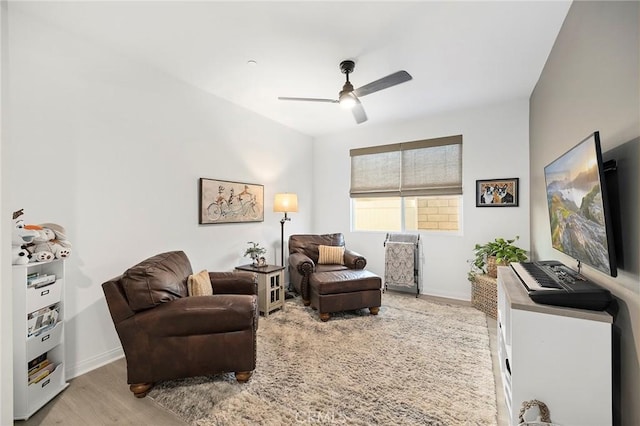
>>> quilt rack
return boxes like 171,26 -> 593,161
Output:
383,233 -> 420,298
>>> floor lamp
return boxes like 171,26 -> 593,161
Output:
273,193 -> 298,267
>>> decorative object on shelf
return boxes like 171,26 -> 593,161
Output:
25,223 -> 72,262
199,178 -> 264,224
244,242 -> 267,266
12,209 -> 37,265
273,193 -> 298,267
11,210 -> 72,264
518,399 -> 553,426
475,177 -> 519,207
257,256 -> 267,267
468,236 -> 527,280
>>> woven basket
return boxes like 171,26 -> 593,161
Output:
486,256 -> 498,278
471,274 -> 497,319
486,256 -> 509,278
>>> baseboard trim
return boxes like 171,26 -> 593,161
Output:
418,293 -> 472,307
384,289 -> 471,307
65,346 -> 124,380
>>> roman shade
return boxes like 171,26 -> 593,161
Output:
350,135 -> 462,198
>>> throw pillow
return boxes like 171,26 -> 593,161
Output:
318,245 -> 345,265
188,269 -> 213,296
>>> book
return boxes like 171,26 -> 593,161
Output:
28,362 -> 56,384
28,358 -> 50,377
27,353 -> 47,371
27,305 -> 59,337
27,274 -> 56,288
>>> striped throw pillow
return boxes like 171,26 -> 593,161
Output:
318,245 -> 345,265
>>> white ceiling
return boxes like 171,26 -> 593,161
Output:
11,1 -> 572,137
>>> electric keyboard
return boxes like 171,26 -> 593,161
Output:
510,261 -> 613,311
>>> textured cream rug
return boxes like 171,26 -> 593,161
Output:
149,292 -> 497,425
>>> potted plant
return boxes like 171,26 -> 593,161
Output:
468,236 -> 527,280
244,241 -> 267,266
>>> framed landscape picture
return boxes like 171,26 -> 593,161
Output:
476,178 -> 519,207
199,178 -> 264,224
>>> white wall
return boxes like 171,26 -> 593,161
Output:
530,2 -> 639,423
2,8 -> 312,409
313,99 -> 530,300
0,2 -> 12,425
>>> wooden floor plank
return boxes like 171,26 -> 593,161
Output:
15,358 -> 187,426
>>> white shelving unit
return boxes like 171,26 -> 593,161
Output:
13,259 -> 69,420
497,266 -> 612,426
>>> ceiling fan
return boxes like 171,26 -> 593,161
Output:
278,60 -> 412,124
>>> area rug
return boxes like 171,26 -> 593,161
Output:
148,292 -> 497,425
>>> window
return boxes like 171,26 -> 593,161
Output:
350,135 -> 462,232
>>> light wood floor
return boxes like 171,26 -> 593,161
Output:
16,314 -> 508,426
15,358 -> 186,426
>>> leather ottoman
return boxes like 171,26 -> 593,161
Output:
309,270 -> 382,322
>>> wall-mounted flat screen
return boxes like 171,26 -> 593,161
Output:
544,131 -> 617,277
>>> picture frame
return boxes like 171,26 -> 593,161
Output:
476,177 -> 519,207
199,178 -> 264,224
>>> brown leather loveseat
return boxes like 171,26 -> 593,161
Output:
288,233 -> 367,305
102,251 -> 258,398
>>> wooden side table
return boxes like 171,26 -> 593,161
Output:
235,264 -> 285,317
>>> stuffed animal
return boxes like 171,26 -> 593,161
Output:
12,246 -> 31,265
26,223 -> 72,261
11,210 -> 72,263
40,223 -> 72,252
11,209 -> 38,265
25,226 -> 57,261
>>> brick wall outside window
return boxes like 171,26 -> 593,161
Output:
352,196 -> 460,232
416,196 -> 459,231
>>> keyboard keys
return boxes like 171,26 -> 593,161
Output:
519,263 -> 563,288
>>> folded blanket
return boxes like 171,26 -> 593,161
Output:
384,241 -> 416,288
386,233 -> 419,244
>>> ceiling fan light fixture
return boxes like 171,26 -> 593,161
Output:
277,59 -> 412,125
339,91 -> 357,109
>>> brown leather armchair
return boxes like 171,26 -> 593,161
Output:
288,233 -> 366,305
102,251 -> 258,398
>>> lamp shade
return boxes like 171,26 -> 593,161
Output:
273,193 -> 298,213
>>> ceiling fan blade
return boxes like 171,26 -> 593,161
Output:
352,99 -> 367,124
278,97 -> 338,103
353,70 -> 412,98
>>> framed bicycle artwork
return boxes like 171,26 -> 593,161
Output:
199,178 -> 264,224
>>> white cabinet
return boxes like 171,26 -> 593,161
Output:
13,259 -> 69,420
497,266 -> 612,426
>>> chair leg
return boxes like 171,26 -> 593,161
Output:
370,307 -> 380,315
303,299 -> 311,306
319,312 -> 330,322
235,371 -> 253,383
130,383 -> 153,398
